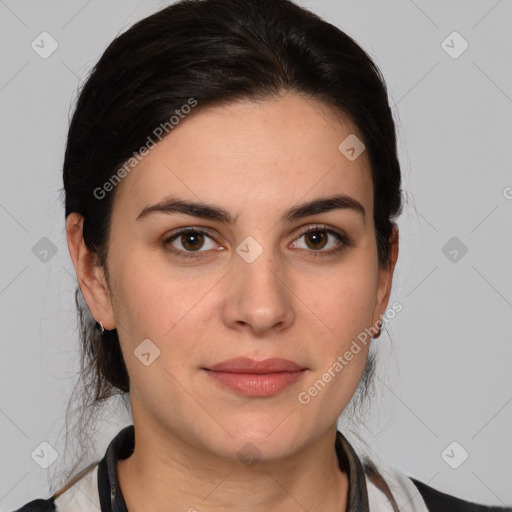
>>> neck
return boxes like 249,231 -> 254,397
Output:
117,421 -> 349,512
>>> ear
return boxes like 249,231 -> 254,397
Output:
372,224 -> 399,328
65,212 -> 116,330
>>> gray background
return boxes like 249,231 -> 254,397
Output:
1,0 -> 511,510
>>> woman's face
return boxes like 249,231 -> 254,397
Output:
86,92 -> 398,460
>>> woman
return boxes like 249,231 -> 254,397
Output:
13,0 -> 511,510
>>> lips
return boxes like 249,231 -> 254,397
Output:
203,357 -> 307,397
205,357 -> 306,373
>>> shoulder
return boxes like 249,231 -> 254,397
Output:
362,453 -> 511,512
11,498 -> 56,512
11,463 -> 100,512
410,477 -> 512,512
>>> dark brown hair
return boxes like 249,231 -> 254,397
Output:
56,0 -> 403,506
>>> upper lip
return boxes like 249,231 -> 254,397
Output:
205,357 -> 306,373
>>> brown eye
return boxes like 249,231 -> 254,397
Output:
304,230 -> 328,250
180,231 -> 205,251
293,226 -> 346,255
164,228 -> 218,258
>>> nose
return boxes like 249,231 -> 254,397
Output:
222,249 -> 295,336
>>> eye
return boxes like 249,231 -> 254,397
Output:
291,224 -> 349,259
163,228 -> 220,259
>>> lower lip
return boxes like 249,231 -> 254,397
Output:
203,369 -> 306,397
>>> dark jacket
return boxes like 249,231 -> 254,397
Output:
12,424 -> 512,511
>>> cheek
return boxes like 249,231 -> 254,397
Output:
107,256 -> 165,354
299,263 -> 378,343
294,261 -> 377,405
109,255 -> 213,360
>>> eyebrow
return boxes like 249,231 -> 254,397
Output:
136,194 -> 366,225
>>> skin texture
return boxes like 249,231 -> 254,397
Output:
66,91 -> 399,512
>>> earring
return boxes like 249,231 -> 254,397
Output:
96,320 -> 116,335
96,320 -> 105,334
373,320 -> 383,339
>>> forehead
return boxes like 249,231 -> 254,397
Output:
113,92 -> 373,223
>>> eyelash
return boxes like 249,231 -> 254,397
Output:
162,224 -> 350,261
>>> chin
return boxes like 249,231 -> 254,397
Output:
213,421 -> 302,462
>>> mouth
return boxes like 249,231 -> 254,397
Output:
202,357 -> 307,397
